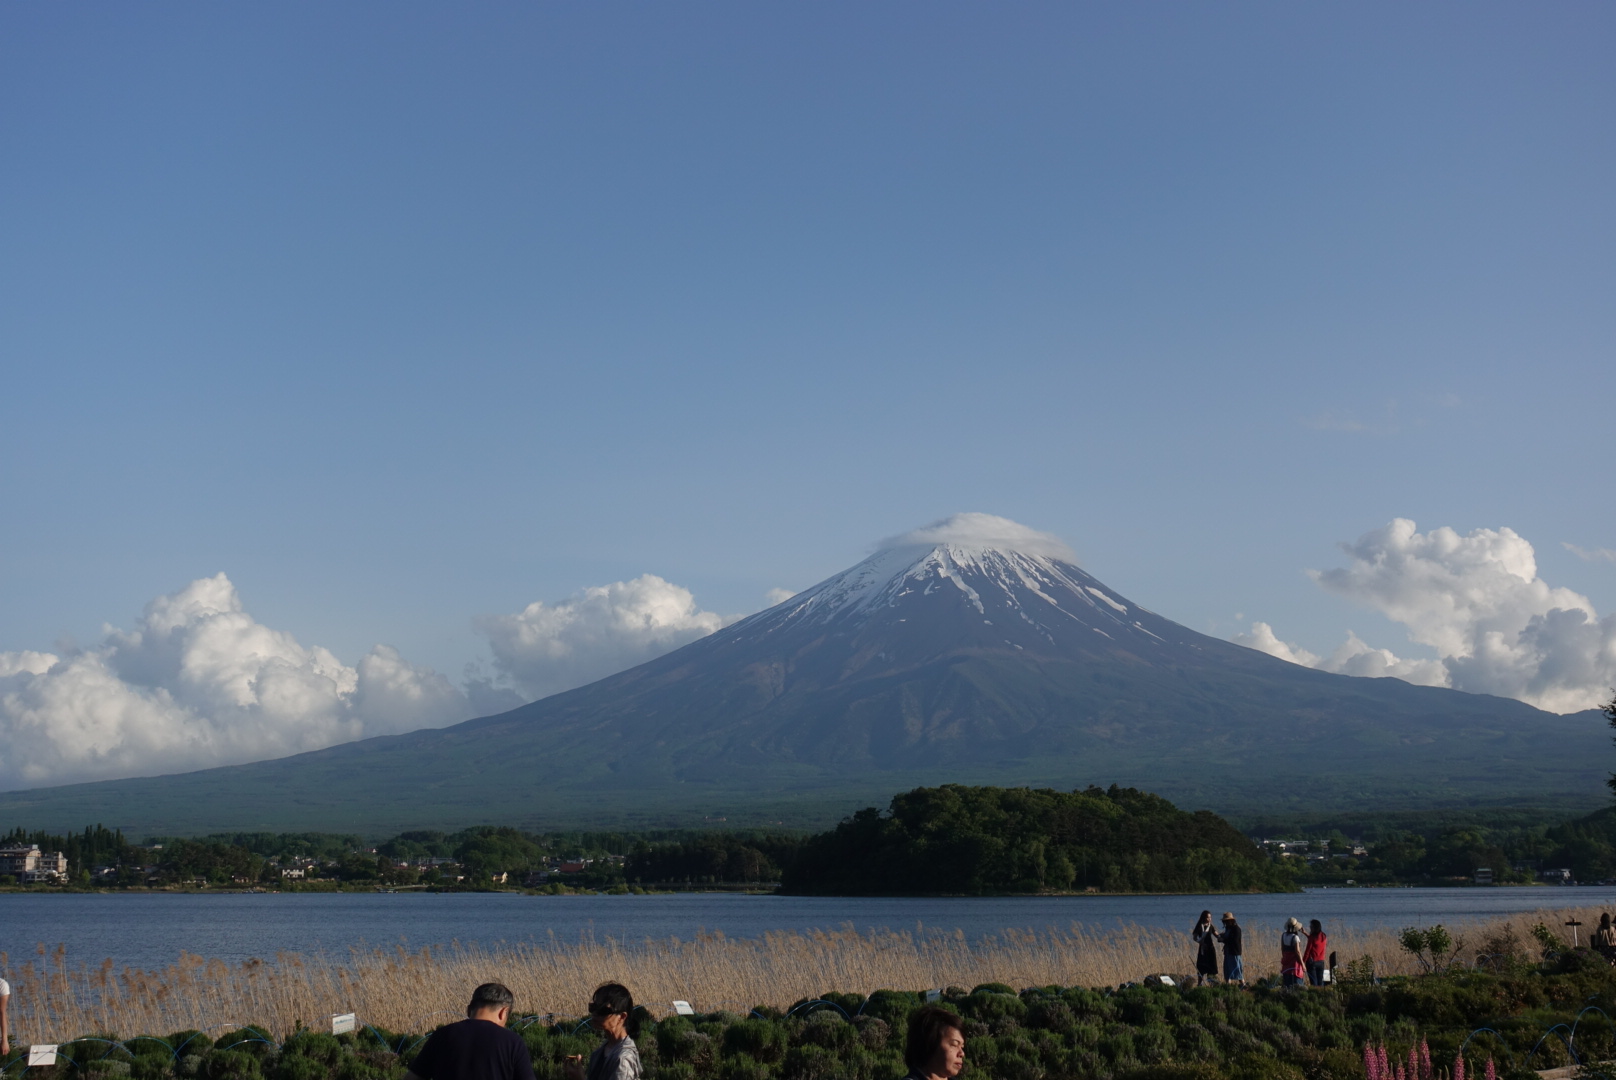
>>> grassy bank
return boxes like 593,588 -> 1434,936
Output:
2,906 -> 1610,1042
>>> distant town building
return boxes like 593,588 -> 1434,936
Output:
0,844 -> 70,882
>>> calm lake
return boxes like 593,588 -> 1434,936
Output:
4,887 -> 1614,974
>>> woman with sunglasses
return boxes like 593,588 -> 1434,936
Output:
564,983 -> 641,1080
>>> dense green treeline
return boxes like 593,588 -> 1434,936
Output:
782,785 -> 1292,895
0,824 -> 134,885
1261,805 -> 1616,886
23,774 -> 1616,892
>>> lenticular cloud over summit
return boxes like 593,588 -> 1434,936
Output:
879,513 -> 1077,562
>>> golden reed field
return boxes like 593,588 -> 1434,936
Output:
1,905 -> 1603,1043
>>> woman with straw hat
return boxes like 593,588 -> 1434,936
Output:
1280,918 -> 1307,988
1220,912 -> 1245,986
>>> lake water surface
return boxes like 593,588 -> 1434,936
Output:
4,887 -> 1614,974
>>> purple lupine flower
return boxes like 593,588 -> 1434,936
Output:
1421,1040 -> 1433,1080
1365,1044 -> 1380,1080
1484,1059 -> 1496,1080
1454,1052 -> 1466,1080
1380,1044 -> 1392,1080
1396,1062 -> 1407,1080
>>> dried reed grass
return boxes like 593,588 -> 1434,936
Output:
1,904 -> 1604,1044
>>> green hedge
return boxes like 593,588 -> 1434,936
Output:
14,958 -> 1616,1080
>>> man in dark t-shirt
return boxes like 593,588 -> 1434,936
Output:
408,982 -> 536,1080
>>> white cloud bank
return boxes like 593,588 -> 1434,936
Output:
476,574 -> 730,701
0,574 -> 473,791
1236,519 -> 1616,714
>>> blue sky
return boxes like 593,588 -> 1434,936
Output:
2,4 -> 1613,783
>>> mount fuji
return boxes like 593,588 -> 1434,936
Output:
0,514 -> 1605,834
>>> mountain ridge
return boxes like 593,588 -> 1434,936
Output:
0,519 -> 1606,834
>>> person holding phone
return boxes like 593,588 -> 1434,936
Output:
564,983 -> 641,1080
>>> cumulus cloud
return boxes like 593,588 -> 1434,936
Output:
0,574 -> 473,790
879,512 -> 1076,562
1236,623 -> 1448,685
476,574 -> 730,700
764,588 -> 798,606
1237,520 -> 1616,714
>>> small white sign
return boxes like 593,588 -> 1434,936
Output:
672,1000 -> 695,1016
29,1045 -> 59,1067
924,989 -> 942,1004
331,1013 -> 357,1035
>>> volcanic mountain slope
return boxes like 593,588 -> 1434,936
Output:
0,515 -> 1606,834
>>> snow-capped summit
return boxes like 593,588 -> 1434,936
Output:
725,513 -> 1182,667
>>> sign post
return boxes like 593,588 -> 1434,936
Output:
331,1013 -> 357,1036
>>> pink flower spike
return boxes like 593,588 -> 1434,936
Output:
1484,1059 -> 1496,1080
1421,1041 -> 1433,1080
1365,1045 -> 1379,1080
1409,1047 -> 1419,1080
1380,1045 -> 1392,1080
1396,1062 -> 1407,1080
1454,1053 -> 1466,1080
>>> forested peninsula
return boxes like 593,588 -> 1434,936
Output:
781,784 -> 1293,895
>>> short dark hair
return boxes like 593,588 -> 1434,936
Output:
468,983 -> 514,1016
592,982 -> 633,1014
905,1005 -> 964,1072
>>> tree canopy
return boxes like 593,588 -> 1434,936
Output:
780,783 -> 1291,895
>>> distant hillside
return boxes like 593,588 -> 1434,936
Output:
782,784 -> 1292,895
0,531 -> 1606,835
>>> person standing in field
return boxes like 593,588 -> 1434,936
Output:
1305,919 -> 1329,986
1280,918 -> 1307,988
563,983 -> 641,1080
1220,912 -> 1245,986
406,982 -> 535,1080
1192,910 -> 1220,985
1,974 -> 10,1057
1595,914 -> 1616,963
903,1005 -> 967,1080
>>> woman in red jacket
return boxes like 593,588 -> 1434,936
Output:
1305,919 -> 1329,986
